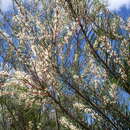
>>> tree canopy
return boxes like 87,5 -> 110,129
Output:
0,0 -> 130,129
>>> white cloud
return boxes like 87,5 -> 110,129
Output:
0,0 -> 35,12
0,0 -> 13,12
103,0 -> 130,10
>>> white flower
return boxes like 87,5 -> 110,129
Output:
59,116 -> 80,130
73,75 -> 79,79
73,102 -> 85,110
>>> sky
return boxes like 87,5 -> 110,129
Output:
0,0 -> 13,12
0,0 -> 130,12
106,0 -> 130,10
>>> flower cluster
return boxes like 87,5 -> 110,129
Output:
59,116 -> 80,130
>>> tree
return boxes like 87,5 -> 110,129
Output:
0,0 -> 130,129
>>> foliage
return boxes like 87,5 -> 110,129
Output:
0,0 -> 130,129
